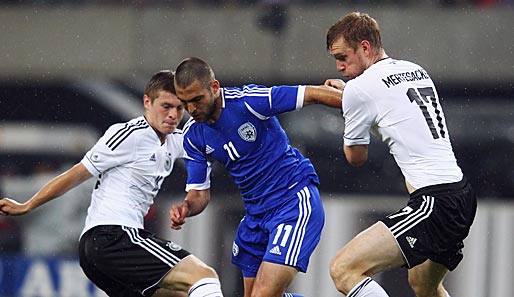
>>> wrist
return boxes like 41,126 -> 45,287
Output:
182,199 -> 192,216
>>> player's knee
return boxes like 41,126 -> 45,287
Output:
408,275 -> 440,297
329,255 -> 353,294
248,278 -> 285,297
194,263 -> 219,280
161,256 -> 219,291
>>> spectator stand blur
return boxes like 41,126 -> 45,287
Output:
0,162 -> 95,256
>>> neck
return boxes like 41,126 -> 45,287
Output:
370,50 -> 388,65
144,114 -> 166,144
207,93 -> 223,124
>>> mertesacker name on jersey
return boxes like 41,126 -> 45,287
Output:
381,68 -> 430,88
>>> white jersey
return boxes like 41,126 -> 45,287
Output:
80,116 -> 184,236
342,58 -> 462,189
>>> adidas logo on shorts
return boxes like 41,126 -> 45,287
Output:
206,145 -> 215,154
269,245 -> 282,255
406,236 -> 417,248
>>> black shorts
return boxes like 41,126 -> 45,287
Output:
381,178 -> 477,271
79,225 -> 191,297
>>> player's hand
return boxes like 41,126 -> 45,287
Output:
324,79 -> 345,91
169,201 -> 190,230
0,198 -> 29,216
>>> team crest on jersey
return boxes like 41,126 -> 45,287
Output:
238,122 -> 257,142
164,154 -> 172,171
232,242 -> 239,256
90,149 -> 101,163
166,241 -> 182,251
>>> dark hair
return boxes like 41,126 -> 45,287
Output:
174,57 -> 215,89
144,70 -> 175,102
326,12 -> 383,52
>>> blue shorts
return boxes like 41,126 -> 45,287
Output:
231,183 -> 325,277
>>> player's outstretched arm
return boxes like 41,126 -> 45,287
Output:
303,84 -> 343,108
170,189 -> 211,230
0,162 -> 93,216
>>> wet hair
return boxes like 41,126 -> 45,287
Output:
144,70 -> 175,103
326,12 -> 383,53
174,57 -> 215,90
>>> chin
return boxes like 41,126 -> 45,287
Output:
162,127 -> 175,135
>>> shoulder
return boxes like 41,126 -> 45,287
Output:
101,116 -> 151,149
223,84 -> 271,100
169,128 -> 184,141
104,116 -> 149,134
166,128 -> 184,149
182,117 -> 200,137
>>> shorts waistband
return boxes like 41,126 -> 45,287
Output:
410,177 -> 469,199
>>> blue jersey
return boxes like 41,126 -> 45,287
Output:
183,84 -> 319,215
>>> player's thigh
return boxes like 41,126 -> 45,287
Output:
160,255 -> 218,291
152,288 -> 188,297
408,259 -> 448,292
251,261 -> 298,296
332,221 -> 405,275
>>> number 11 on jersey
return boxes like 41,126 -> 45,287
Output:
223,141 -> 241,161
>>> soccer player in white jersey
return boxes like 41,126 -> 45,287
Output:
324,12 -> 477,297
169,57 -> 342,297
0,71 -> 224,297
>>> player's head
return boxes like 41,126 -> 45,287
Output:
174,57 -> 221,123
143,70 -> 185,141
326,12 -> 384,79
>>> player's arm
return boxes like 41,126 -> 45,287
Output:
324,78 -> 345,91
343,144 -> 368,167
303,84 -> 343,108
170,188 -> 211,230
0,163 -> 93,216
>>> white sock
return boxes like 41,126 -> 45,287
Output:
347,277 -> 389,297
188,278 -> 224,297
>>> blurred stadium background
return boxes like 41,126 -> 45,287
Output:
0,1 -> 513,296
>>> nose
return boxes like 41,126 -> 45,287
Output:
186,103 -> 196,114
167,108 -> 177,119
336,61 -> 345,73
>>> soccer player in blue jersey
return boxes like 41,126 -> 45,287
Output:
170,57 -> 343,297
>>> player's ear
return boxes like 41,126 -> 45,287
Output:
143,94 -> 151,109
211,79 -> 220,94
361,40 -> 372,55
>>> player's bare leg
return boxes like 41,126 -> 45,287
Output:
329,222 -> 404,295
243,261 -> 298,297
152,289 -> 188,297
408,259 -> 449,297
159,255 -> 222,296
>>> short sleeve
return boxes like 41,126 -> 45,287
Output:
242,85 -> 304,118
81,124 -> 134,177
342,84 -> 374,146
183,135 -> 211,191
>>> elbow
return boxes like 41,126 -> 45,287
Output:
343,145 -> 368,167
347,157 -> 367,167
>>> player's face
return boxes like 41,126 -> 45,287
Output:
330,37 -> 368,80
144,90 -> 185,139
175,79 -> 220,123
